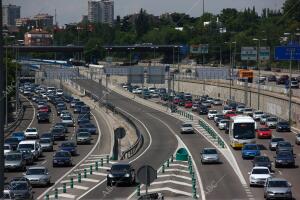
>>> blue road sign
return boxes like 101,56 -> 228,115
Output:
275,45 -> 300,61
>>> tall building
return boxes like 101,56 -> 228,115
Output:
2,4 -> 21,26
33,13 -> 53,28
88,0 -> 114,25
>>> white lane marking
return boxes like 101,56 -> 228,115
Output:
164,169 -> 190,174
139,187 -> 195,197
158,174 -> 192,181
143,112 -> 206,200
279,171 -> 282,175
151,180 -> 193,187
57,184 -> 89,190
22,95 -> 36,129
58,193 -> 76,199
61,178 -> 99,183
37,111 -> 102,200
41,160 -> 47,165
168,163 -> 189,168
76,105 -> 153,200
89,154 -> 109,157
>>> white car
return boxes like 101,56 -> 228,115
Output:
248,166 -> 272,186
148,87 -> 156,93
25,128 -> 39,139
253,111 -> 264,120
60,110 -> 71,118
206,97 -> 214,103
236,105 -> 246,112
266,117 -> 278,128
56,89 -> 64,96
243,108 -> 253,116
132,88 -> 142,94
291,81 -> 299,88
180,123 -> 194,134
218,119 -> 229,130
61,116 -> 74,127
207,110 -> 218,119
4,144 -> 12,156
18,140 -> 42,159
222,106 -> 232,115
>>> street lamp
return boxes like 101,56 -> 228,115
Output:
253,38 -> 267,110
224,41 -> 236,100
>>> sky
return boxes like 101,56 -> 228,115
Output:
4,0 -> 285,25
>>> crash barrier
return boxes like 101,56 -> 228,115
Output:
4,104 -> 24,134
198,119 -> 226,148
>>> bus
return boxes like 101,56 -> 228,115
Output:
229,115 -> 256,149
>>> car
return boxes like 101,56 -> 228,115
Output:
56,89 -> 64,96
9,180 -> 33,200
256,127 -> 272,139
242,144 -> 260,159
18,149 -> 34,165
106,163 -> 135,186
73,105 -> 82,113
253,111 -> 264,121
79,123 -> 97,134
222,106 -> 232,114
252,156 -> 272,170
200,148 -> 220,164
148,87 -> 156,93
224,111 -> 237,119
80,106 -> 91,114
269,137 -> 285,150
264,178 -> 292,200
260,114 -> 271,125
24,128 -> 39,139
295,133 -> 300,145
38,105 -> 49,113
197,105 -> 208,115
3,189 -> 15,200
276,121 -> 291,132
5,137 -> 20,150
248,166 -> 272,186
218,119 -> 229,130
60,110 -> 71,118
70,98 -> 80,108
11,132 -> 26,142
37,102 -> 46,109
214,114 -> 224,123
201,101 -> 211,108
18,140 -> 42,160
61,116 -> 74,127
77,132 -> 92,144
212,99 -> 222,105
276,75 -> 289,85
236,105 -> 246,112
274,151 -> 295,168
191,103 -> 198,111
77,118 -> 90,125
243,108 -> 253,116
51,127 -> 65,140
59,142 -> 77,156
276,141 -> 293,154
53,150 -> 73,167
62,94 -> 73,103
40,132 -> 54,141
37,112 -> 50,123
54,124 -> 68,133
266,117 -> 278,129
57,106 -> 66,116
180,123 -> 194,134
4,144 -> 13,156
184,101 -> 193,108
207,110 -> 218,119
78,113 -> 91,120
23,166 -> 51,187
39,138 -> 54,152
267,75 -> 277,82
132,88 -> 142,94
290,80 -> 299,88
5,152 -> 26,171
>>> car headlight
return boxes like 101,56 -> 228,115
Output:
250,176 -> 256,180
124,173 -> 130,177
108,174 -> 114,178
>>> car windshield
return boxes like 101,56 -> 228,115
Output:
244,145 -> 258,150
27,168 -> 46,175
52,128 -> 63,133
272,138 -> 284,142
18,144 -> 34,150
40,139 -> 51,143
255,112 -> 263,115
182,124 -> 192,128
233,123 -> 255,139
252,168 -> 269,174
62,117 -> 72,120
12,132 -> 24,137
259,128 -> 270,131
244,108 -> 252,112
61,142 -> 75,147
269,181 -> 289,187
278,122 -> 289,126
209,111 -> 217,114
254,156 -> 269,162
4,145 -> 10,150
78,132 -> 90,137
267,118 -> 277,122
278,142 -> 291,147
10,182 -> 28,190
6,154 -> 22,161
55,152 -> 70,157
26,128 -> 36,132
111,165 -> 130,171
203,149 -> 217,154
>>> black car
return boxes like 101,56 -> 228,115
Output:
275,151 -> 295,168
63,95 -> 73,103
107,163 -> 135,186
252,156 -> 272,170
56,106 -> 65,116
51,128 -> 65,140
80,106 -> 90,114
53,150 -> 73,167
197,105 -> 208,115
79,123 -> 97,134
276,141 -> 293,154
5,137 -> 20,150
276,121 -> 291,132
9,180 -> 33,200
74,105 -> 82,114
78,113 -> 91,120
37,112 -> 50,123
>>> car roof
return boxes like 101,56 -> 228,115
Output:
268,177 -> 288,182
19,140 -> 37,144
27,166 -> 46,170
252,166 -> 269,169
112,162 -> 130,166
203,148 -> 217,151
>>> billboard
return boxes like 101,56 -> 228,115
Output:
189,44 -> 208,54
275,45 -> 300,61
127,66 -> 144,84
195,67 -> 230,80
241,47 -> 257,61
147,66 -> 166,84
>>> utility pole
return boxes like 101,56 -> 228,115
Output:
202,0 -> 205,16
0,0 -> 5,197
288,48 -> 293,124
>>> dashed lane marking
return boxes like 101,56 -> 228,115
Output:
164,169 -> 190,174
151,180 -> 193,187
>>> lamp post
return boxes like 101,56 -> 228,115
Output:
253,38 -> 267,110
177,46 -> 182,92
224,41 -> 236,100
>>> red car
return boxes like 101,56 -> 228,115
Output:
184,101 -> 193,108
225,111 -> 237,119
256,127 -> 272,139
38,106 -> 49,113
173,97 -> 180,104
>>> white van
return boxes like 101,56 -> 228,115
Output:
18,140 -> 42,159
47,87 -> 56,93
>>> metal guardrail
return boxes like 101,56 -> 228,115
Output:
4,105 -> 25,134
82,87 -> 144,160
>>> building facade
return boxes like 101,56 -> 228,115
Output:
2,4 -> 21,26
24,29 -> 53,46
88,0 -> 114,25
16,13 -> 53,29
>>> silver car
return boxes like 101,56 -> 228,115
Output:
201,148 -> 220,164
295,133 -> 300,145
39,138 -> 53,152
266,117 -> 278,128
61,116 -> 74,127
264,178 -> 292,199
23,166 -> 51,187
5,152 -> 26,171
4,144 -> 13,156
77,132 -> 92,144
180,123 -> 194,134
269,137 -> 284,150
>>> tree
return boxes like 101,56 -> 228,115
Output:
282,0 -> 300,21
135,9 -> 150,38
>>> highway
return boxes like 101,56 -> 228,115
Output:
4,91 -> 111,199
73,79 -> 249,200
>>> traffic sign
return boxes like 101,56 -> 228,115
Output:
274,45 -> 300,61
259,47 -> 270,60
241,47 -> 257,61
114,127 -> 126,139
137,165 -> 157,186
190,44 -> 208,54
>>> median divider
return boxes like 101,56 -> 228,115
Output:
198,119 -> 226,148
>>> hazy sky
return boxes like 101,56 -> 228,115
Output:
5,0 -> 285,25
